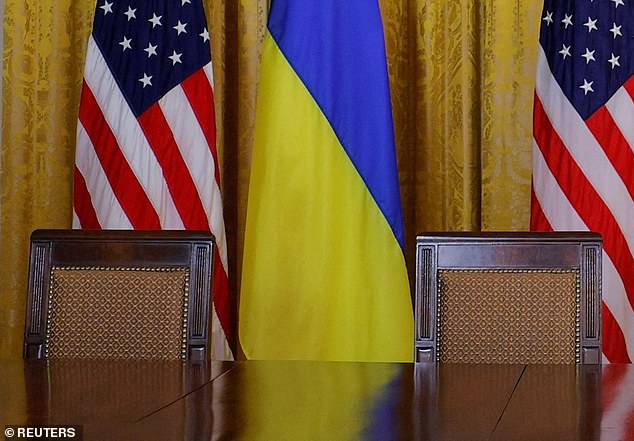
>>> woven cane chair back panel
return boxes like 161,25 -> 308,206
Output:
46,267 -> 189,360
437,269 -> 579,364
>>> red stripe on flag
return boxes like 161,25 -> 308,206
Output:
213,249 -> 232,345
181,70 -> 221,185
73,166 -> 102,229
529,186 -> 553,232
586,107 -> 634,200
603,303 -> 632,363
78,82 -> 161,229
534,94 -> 634,359
137,103 -> 209,230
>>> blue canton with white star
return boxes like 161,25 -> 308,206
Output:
92,0 -> 212,117
540,0 -> 634,119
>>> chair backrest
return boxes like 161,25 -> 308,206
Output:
414,232 -> 602,364
23,229 -> 215,361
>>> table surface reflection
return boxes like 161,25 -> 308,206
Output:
1,359 -> 632,440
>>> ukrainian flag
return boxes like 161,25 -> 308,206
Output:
239,0 -> 413,362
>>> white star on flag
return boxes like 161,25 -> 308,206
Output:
168,50 -> 183,65
100,1 -> 113,15
584,16 -> 598,32
138,73 -> 152,88
148,13 -> 162,28
124,7 -> 136,21
559,44 -> 571,59
200,28 -> 210,42
582,48 -> 596,63
543,11 -> 554,25
144,43 -> 158,58
119,36 -> 132,51
562,14 -> 573,28
173,21 -> 188,35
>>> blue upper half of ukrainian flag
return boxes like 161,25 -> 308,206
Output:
268,0 -> 405,250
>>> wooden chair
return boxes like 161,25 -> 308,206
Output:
23,229 -> 215,361
414,232 -> 602,364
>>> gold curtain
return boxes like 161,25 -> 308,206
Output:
0,0 -> 542,358
383,0 -> 542,272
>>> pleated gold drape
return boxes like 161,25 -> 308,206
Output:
0,0 -> 542,358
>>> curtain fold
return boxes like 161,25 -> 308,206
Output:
0,0 -> 541,358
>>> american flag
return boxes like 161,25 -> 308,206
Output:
73,0 -> 233,359
531,0 -> 634,363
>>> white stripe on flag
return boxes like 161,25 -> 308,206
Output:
210,309 -> 231,360
203,63 -> 214,88
72,211 -> 81,229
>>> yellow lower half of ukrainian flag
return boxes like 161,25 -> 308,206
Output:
239,36 -> 413,362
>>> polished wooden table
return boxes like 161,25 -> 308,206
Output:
0,359 -> 236,439
0,359 -> 631,440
